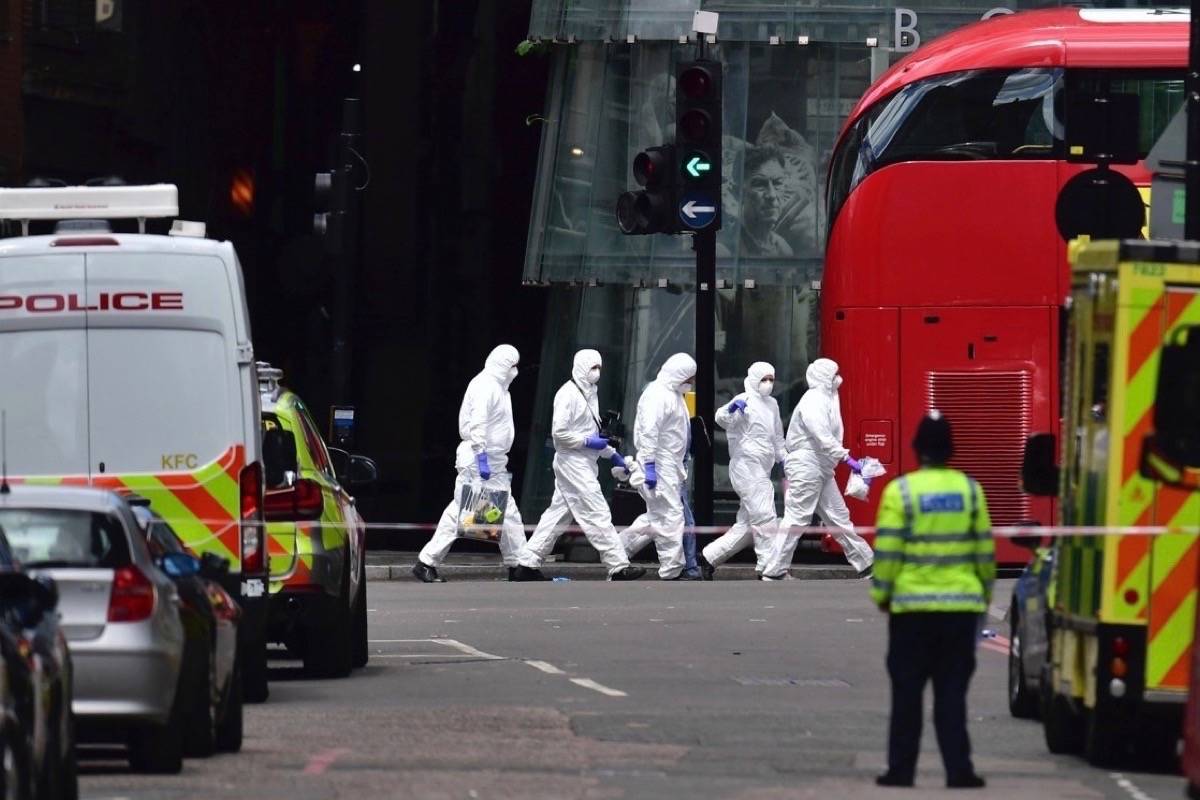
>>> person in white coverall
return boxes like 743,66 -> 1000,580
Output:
413,345 -> 529,583
512,350 -> 647,582
698,361 -> 786,580
619,353 -> 696,580
763,357 -> 874,580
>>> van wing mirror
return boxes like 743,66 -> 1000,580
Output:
1022,433 -> 1059,497
1140,324 -> 1200,490
262,428 -> 298,489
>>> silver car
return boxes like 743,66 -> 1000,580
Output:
0,485 -> 188,773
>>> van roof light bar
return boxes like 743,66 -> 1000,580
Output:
0,184 -> 179,235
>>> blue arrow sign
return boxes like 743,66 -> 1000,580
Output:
679,192 -> 718,230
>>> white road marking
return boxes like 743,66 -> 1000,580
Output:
649,618 -> 665,622
846,618 -> 864,623
372,653 -> 483,659
1110,772 -> 1158,800
431,638 -> 505,660
749,618 -> 767,623
525,660 -> 566,675
570,677 -> 628,697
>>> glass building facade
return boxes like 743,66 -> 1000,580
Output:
519,0 -> 1154,520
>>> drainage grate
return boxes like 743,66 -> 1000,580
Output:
732,677 -> 851,687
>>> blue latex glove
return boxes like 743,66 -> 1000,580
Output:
845,456 -> 863,474
476,452 -> 491,480
644,460 -> 658,490
584,435 -> 610,450
611,452 -> 628,471
728,398 -> 747,414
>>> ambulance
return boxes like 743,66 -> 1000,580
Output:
0,184 -> 272,701
1022,239 -> 1200,766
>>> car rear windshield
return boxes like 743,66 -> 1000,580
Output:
0,509 -> 131,568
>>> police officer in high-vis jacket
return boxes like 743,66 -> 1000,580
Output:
871,411 -> 995,790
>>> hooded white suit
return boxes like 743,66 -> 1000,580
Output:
703,362 -> 786,571
764,358 -> 874,576
419,345 -> 529,568
516,350 -> 631,575
619,353 -> 696,579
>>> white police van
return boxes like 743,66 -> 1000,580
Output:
0,183 -> 272,701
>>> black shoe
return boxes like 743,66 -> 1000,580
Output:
875,773 -> 914,788
666,571 -> 702,581
411,562 -> 445,583
857,566 -> 874,579
698,553 -> 715,581
511,565 -> 550,582
609,566 -> 646,581
947,774 -> 985,789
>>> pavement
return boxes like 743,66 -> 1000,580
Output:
78,579 -> 1188,800
366,551 -> 859,582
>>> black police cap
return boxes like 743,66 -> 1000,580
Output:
913,410 -> 954,462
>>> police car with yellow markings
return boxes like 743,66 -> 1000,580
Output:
258,365 -> 376,677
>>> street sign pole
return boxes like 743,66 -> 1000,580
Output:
693,226 -> 716,527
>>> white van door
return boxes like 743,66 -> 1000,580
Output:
0,254 -> 90,477
83,252 -> 239,479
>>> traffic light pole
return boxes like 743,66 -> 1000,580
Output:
693,227 -> 716,527
1187,0 -> 1200,240
331,98 -> 361,406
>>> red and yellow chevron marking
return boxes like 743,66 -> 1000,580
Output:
9,447 -> 245,566
1109,267 -> 1200,690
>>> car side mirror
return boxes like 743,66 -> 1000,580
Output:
263,428 -> 299,489
328,447 -> 350,483
348,454 -> 378,488
160,551 -> 202,579
1022,433 -> 1059,497
0,571 -> 58,624
199,552 -> 230,580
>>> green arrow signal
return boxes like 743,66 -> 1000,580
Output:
686,156 -> 712,178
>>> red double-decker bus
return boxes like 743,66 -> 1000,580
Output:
822,8 -> 1187,562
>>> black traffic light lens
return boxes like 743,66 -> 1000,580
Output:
633,152 -> 657,187
678,67 -> 713,100
616,192 -> 645,234
679,109 -> 711,143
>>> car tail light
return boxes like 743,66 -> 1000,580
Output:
1112,636 -> 1130,657
240,462 -> 266,576
263,478 -> 324,522
108,565 -> 156,622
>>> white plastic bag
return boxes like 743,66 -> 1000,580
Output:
456,475 -> 511,542
844,457 -> 886,502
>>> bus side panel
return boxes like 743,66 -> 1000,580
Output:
823,306 -> 899,534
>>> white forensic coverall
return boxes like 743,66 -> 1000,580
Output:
703,361 -> 786,571
619,353 -> 696,580
419,345 -> 529,568
765,357 -> 874,576
517,350 -> 631,575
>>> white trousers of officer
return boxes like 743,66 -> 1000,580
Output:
419,463 -> 528,568
765,449 -> 874,575
518,454 -> 630,575
619,473 -> 685,580
702,457 -> 776,570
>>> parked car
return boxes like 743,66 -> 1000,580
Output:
129,501 -> 243,756
0,503 -> 75,800
0,486 -> 188,773
259,364 -> 377,678
1008,544 -> 1056,719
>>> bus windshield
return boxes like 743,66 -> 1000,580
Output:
828,68 -> 1064,225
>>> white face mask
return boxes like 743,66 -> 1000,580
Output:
507,366 -> 519,383
758,379 -> 774,397
587,366 -> 601,385
833,374 -> 843,390
680,382 -> 694,394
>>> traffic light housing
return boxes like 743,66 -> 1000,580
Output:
314,168 -> 349,255
675,60 -> 722,232
617,144 -> 677,235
